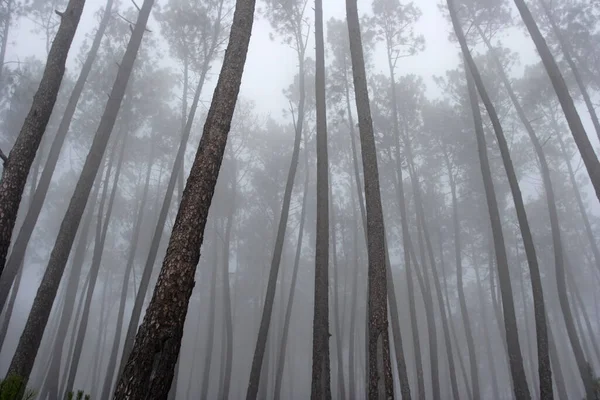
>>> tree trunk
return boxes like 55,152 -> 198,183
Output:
538,0 -> 600,143
113,0 -> 255,396
0,0 -> 13,88
220,167 -> 236,400
443,152 -> 480,400
348,187 -> 359,400
346,1 -> 395,397
5,0 -> 152,386
200,227 -> 220,400
37,157 -> 106,400
513,0 -> 600,202
100,140 -> 155,400
0,0 -> 85,278
246,34 -> 306,400
0,0 -> 113,310
273,143 -> 309,399
312,1 -> 331,397
117,2 -> 225,376
547,320 -> 569,399
447,2 -> 531,394
64,130 -> 127,397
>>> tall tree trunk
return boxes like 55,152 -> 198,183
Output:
348,186 -> 359,400
100,141 -> 155,400
113,0 -> 255,396
64,130 -> 127,397
392,143 -> 425,400
117,2 -> 224,377
448,2 -> 531,394
37,156 -> 106,400
5,0 -> 152,386
273,143 -> 309,399
554,127 -> 600,274
312,1 -> 331,397
90,274 -> 111,397
538,0 -> 600,143
0,0 -> 113,309
346,1 -> 395,397
246,34 -> 306,400
0,0 -> 13,88
0,0 -> 85,278
119,13 -> 223,375
443,152 -> 480,399
547,322 -> 569,399
220,166 -> 236,400
512,0 -> 600,202
473,255 -> 501,400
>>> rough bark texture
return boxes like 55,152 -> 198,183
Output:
0,0 -> 112,310
117,3 -> 223,374
5,0 -> 151,385
245,28 -> 306,400
311,1 -> 331,398
113,0 -> 255,396
0,0 -> 85,280
346,0 -> 394,397
478,29 -> 554,400
513,0 -> 600,202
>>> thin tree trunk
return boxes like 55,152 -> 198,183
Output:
348,187 -> 359,400
113,1 -> 255,395
246,38 -> 307,400
513,0 -> 600,202
346,1 -> 394,397
312,2 -> 331,397
273,143 -> 309,399
443,152 -> 480,400
0,0 -> 113,309
64,130 -> 127,397
448,4 -> 531,393
554,127 -> 600,274
5,0 -> 152,386
0,0 -> 13,88
0,0 -> 85,278
538,0 -> 600,143
100,141 -> 155,400
547,320 -> 569,399
200,228 -> 220,400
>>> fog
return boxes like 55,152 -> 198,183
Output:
0,0 -> 599,399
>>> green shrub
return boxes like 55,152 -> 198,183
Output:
0,375 -> 36,400
66,389 -> 91,400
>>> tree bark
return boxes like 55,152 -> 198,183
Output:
513,0 -> 600,202
0,0 -> 113,310
346,1 -> 395,397
113,0 -> 255,396
312,1 -> 331,397
0,0 -> 85,280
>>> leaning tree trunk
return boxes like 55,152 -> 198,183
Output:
513,0 -> 600,202
312,1 -> 331,397
447,1 -> 532,395
64,130 -> 128,397
36,156 -> 106,400
245,37 -> 306,400
0,0 -> 113,310
273,142 -> 309,399
113,0 -> 255,396
99,140 -> 155,400
538,0 -> 600,144
477,26 -> 556,399
5,0 -> 151,387
117,3 -> 224,376
0,0 -> 85,279
346,0 -> 394,396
